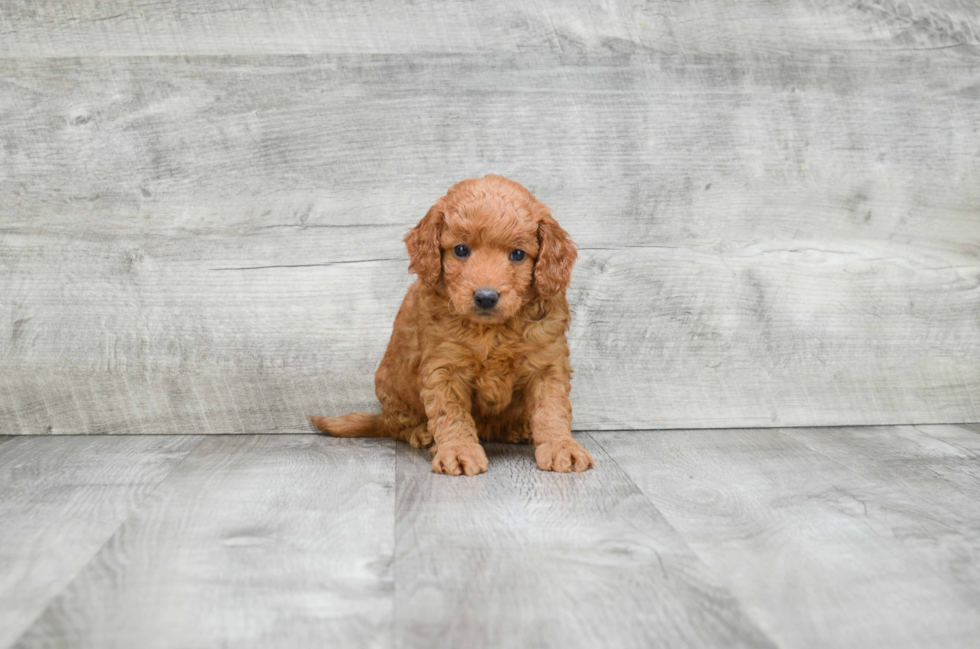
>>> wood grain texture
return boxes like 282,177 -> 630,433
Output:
931,422 -> 980,450
4,428 -> 980,647
0,435 -> 199,649
594,428 -> 980,648
12,435 -> 395,649
1,1 -> 977,57
1,51 -> 978,433
394,434 -> 775,648
781,425 -> 980,534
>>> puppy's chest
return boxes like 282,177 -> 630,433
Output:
469,333 -> 533,415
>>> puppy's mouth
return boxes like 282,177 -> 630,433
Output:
469,307 -> 507,322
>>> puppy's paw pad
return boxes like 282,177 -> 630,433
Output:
535,440 -> 594,473
431,443 -> 488,476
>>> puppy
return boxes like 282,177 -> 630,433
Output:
311,175 -> 594,476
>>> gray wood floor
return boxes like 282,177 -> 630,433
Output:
3,425 -> 980,648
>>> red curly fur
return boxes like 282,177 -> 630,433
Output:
310,175 -> 593,476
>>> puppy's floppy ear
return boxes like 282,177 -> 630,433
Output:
404,201 -> 444,284
534,208 -> 577,298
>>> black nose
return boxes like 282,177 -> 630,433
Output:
473,289 -> 499,310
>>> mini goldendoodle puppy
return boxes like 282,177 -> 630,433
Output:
311,175 -> 593,476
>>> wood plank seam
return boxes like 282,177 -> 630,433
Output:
912,424 -> 980,459
591,426 -> 980,647
5,436 -> 208,649
579,431 -> 783,647
393,433 -> 778,647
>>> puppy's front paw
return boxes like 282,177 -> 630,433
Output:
535,439 -> 594,473
431,443 -> 488,476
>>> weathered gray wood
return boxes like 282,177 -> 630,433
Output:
0,435 -> 200,649
4,427 -> 980,647
1,51 -> 978,433
394,434 -> 775,648
922,422 -> 980,453
1,0 -> 977,57
780,425 -> 980,533
595,428 -> 980,648
12,435 -> 395,649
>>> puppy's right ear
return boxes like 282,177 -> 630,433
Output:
404,202 -> 444,284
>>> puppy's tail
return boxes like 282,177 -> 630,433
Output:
309,412 -> 387,438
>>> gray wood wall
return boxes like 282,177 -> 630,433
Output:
1,1 -> 979,434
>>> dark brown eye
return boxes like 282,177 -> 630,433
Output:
453,244 -> 470,259
509,249 -> 526,262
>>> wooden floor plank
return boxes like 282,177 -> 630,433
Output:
0,435 -> 200,649
780,425 -> 980,533
12,436 -> 396,649
5,428 -> 980,647
394,434 -> 774,648
917,423 -> 980,455
2,0 -> 976,57
594,428 -> 980,649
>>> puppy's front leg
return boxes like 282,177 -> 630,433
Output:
528,372 -> 594,473
421,372 -> 488,476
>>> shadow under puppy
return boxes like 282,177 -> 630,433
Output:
311,175 -> 593,476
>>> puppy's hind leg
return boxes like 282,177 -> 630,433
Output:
381,400 -> 431,448
392,421 -> 432,449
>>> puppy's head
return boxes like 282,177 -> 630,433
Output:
405,175 -> 576,324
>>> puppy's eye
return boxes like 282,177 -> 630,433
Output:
453,244 -> 470,259
509,249 -> 526,262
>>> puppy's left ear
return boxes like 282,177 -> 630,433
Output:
404,201 -> 445,285
534,207 -> 577,298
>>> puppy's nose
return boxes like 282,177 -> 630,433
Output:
473,288 -> 499,310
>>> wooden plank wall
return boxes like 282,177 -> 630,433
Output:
1,2 -> 978,434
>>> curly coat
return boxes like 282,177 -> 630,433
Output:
311,175 -> 593,475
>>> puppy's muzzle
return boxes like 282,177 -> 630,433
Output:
473,289 -> 499,310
